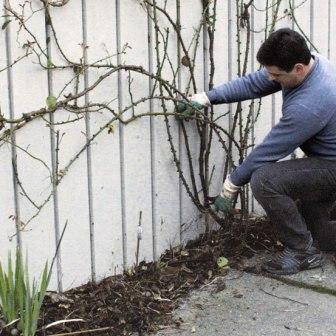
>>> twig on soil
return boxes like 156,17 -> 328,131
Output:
166,257 -> 204,266
241,242 -> 259,254
47,326 -> 114,336
260,288 -> 308,306
200,276 -> 221,289
42,319 -> 85,330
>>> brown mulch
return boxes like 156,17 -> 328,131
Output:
35,217 -> 278,336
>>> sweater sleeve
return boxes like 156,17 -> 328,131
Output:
230,105 -> 325,186
206,68 -> 281,104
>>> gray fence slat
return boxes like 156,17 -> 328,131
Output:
45,5 -> 63,293
115,0 -> 127,269
81,0 -> 96,283
4,0 -> 22,248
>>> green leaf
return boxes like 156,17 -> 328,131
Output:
46,96 -> 57,109
73,65 -> 82,75
2,20 -> 11,30
217,256 -> 229,269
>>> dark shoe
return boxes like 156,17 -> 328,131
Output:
263,245 -> 323,275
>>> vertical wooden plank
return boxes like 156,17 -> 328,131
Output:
253,1 -> 273,141
2,0 -> 22,250
151,0 -> 181,254
237,1 -> 255,213
178,0 -> 205,242
272,1 -> 292,129
176,0 -> 183,246
118,0 -> 153,268
250,3 -> 256,213
237,1 -> 259,214
250,1 -> 274,214
44,4 -> 63,292
115,0 -> 127,269
329,0 -> 336,63
48,0 -> 91,289
81,0 -> 96,282
147,2 -> 157,261
2,0 -> 58,288
209,0 -> 229,207
291,0 -> 311,49
227,0 -> 233,133
85,1 -> 123,279
310,0 -> 314,51
228,0 -> 243,201
311,0 -> 329,58
0,0 -> 17,265
328,0 -> 331,60
291,0 -> 313,161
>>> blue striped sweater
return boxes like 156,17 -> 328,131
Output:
207,53 -> 336,186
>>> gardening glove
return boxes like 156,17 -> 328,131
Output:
213,176 -> 240,215
176,92 -> 211,120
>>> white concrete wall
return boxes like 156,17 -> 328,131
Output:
0,0 -> 332,291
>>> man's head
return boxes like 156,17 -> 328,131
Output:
257,28 -> 312,88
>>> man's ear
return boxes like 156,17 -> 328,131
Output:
294,63 -> 305,74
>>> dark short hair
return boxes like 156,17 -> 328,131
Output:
256,28 -> 311,72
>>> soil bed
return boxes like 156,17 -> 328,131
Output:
37,217 -> 278,336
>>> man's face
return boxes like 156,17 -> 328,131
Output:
265,64 -> 304,88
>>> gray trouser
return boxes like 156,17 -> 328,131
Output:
250,157 -> 336,251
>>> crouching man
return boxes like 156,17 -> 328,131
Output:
177,28 -> 336,275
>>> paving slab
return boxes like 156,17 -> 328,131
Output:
150,254 -> 336,336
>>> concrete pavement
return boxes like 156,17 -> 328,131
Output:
151,253 -> 336,336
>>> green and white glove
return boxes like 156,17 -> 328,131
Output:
213,176 -> 240,215
176,92 -> 211,120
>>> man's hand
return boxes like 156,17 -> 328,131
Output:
213,195 -> 233,214
176,101 -> 203,120
176,92 -> 210,120
212,176 -> 241,215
